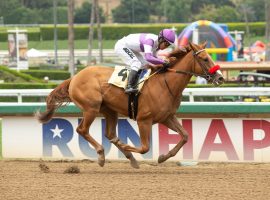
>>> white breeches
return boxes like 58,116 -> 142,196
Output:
114,40 -> 147,71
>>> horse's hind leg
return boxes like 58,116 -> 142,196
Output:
102,107 -> 139,169
77,111 -> 105,167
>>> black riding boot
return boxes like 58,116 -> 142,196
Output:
125,70 -> 139,94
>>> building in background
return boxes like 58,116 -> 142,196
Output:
74,0 -> 120,23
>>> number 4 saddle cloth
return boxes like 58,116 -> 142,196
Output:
108,66 -> 151,91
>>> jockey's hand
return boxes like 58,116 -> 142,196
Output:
168,56 -> 177,63
146,64 -> 163,70
157,61 -> 170,73
163,60 -> 170,68
179,47 -> 187,53
162,62 -> 171,69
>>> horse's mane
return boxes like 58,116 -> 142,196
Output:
149,45 -> 192,72
168,45 -> 191,59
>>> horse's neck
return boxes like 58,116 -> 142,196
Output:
165,56 -> 193,97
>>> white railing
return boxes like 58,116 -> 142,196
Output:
183,87 -> 270,102
0,89 -> 51,103
0,87 -> 270,103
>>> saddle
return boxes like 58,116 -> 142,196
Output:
108,66 -> 151,120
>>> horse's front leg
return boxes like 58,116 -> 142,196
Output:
102,107 -> 139,169
110,137 -> 139,169
117,118 -> 152,154
158,115 -> 188,163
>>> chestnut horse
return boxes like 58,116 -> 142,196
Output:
36,42 -> 224,168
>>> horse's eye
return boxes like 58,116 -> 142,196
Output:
203,58 -> 208,62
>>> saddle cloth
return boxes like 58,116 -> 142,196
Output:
108,66 -> 151,91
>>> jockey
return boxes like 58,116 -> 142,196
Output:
114,28 -> 176,94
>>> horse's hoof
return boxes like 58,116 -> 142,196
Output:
97,153 -> 105,167
98,158 -> 105,167
158,154 -> 166,163
130,158 -> 140,169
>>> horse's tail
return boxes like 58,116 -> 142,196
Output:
35,78 -> 72,123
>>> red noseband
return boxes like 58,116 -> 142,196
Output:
208,65 -> 220,74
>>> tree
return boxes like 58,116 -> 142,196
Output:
194,5 -> 241,22
39,7 -> 68,24
159,0 -> 192,23
148,0 -> 162,16
88,0 -> 95,65
96,0 -> 103,63
112,0 -> 150,23
232,0 -> 254,40
190,0 -> 234,13
0,0 -> 68,24
0,0 -> 22,23
74,2 -> 105,23
265,0 -> 270,61
68,0 -> 75,76
5,7 -> 41,24
21,0 -> 67,9
243,0 -> 265,21
87,0 -> 103,64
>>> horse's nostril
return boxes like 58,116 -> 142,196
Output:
218,77 -> 225,82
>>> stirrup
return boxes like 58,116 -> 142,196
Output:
125,87 -> 138,94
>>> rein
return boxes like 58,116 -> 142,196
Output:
135,48 -> 220,97
166,68 -> 210,79
167,49 -> 220,80
163,48 -> 220,98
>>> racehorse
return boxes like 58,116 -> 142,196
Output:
36,42 -> 224,168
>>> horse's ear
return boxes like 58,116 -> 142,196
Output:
189,42 -> 196,51
185,45 -> 191,52
201,41 -> 207,49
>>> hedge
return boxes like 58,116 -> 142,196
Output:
0,83 -> 57,89
1,22 -> 266,42
0,31 -> 40,42
40,22 -> 266,41
21,70 -> 71,80
0,66 -> 43,83
40,24 -> 187,40
227,22 -> 266,36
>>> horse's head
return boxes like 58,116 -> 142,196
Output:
168,42 -> 225,86
187,42 -> 225,86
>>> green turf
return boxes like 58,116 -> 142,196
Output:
0,39 -> 116,50
0,34 -> 266,50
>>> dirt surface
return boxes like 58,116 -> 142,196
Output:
0,160 -> 270,200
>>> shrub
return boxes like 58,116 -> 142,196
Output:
0,66 -> 43,83
21,70 -> 70,80
0,83 -> 57,89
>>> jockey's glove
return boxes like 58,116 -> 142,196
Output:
163,60 -> 170,68
158,61 -> 170,73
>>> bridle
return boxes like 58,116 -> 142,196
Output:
135,48 -> 221,97
167,48 -> 219,81
164,48 -> 221,97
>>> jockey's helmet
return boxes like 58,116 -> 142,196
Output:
158,29 -> 175,45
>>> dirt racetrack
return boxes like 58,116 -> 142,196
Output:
0,160 -> 270,200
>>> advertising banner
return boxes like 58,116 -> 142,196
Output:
2,117 -> 270,162
8,29 -> 28,70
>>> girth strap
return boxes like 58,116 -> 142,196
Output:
128,93 -> 140,120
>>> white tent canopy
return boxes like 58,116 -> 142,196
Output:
26,48 -> 48,58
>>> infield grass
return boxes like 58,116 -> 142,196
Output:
0,39 -> 116,50
0,35 -> 266,51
